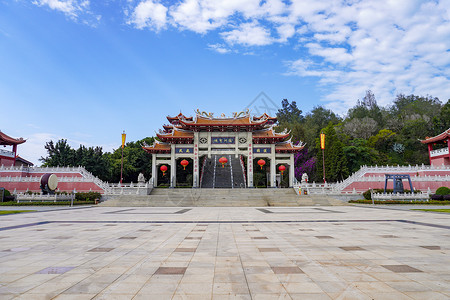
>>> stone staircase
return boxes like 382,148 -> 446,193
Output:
99,188 -> 348,207
200,155 -> 246,188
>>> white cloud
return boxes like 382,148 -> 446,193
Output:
128,0 -> 168,31
32,0 -> 100,25
17,132 -> 60,166
221,22 -> 273,46
207,43 -> 231,54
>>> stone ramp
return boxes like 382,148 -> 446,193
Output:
99,188 -> 348,207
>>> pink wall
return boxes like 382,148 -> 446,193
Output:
343,181 -> 450,192
1,170 -> 104,193
1,182 -> 103,193
0,157 -> 15,167
431,157 -> 450,166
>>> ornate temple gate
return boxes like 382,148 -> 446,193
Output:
143,110 -> 304,188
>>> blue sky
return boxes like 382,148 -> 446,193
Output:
1,0 -> 449,165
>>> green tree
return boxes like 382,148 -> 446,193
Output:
433,99 -> 450,134
343,139 -> 379,173
108,137 -> 154,183
40,139 -> 76,167
276,99 -> 303,125
303,106 -> 341,153
315,123 -> 349,182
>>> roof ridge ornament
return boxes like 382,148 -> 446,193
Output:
232,109 -> 250,118
195,109 -> 214,118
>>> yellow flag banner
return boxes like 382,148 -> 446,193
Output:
121,131 -> 126,149
320,133 -> 325,150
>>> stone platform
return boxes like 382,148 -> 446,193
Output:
0,206 -> 449,299
100,188 -> 347,207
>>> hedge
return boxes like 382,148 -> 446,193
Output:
0,201 -> 95,206
349,199 -> 450,205
435,186 -> 450,195
75,192 -> 101,201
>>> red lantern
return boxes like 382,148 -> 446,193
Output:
278,165 -> 286,175
218,157 -> 228,168
257,159 -> 266,169
160,165 -> 168,176
180,159 -> 189,170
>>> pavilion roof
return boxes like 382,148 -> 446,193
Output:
157,129 -> 194,143
167,113 -> 193,125
275,140 -> 305,153
142,142 -> 171,154
15,156 -> 34,166
253,113 -> 277,125
0,131 -> 26,146
421,128 -> 450,144
253,128 -> 289,140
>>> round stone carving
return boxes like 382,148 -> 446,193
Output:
199,137 -> 208,144
239,137 -> 247,144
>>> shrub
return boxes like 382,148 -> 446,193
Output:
75,192 -> 101,201
349,199 -> 450,205
430,194 -> 443,200
4,195 -> 15,201
4,189 -> 11,197
444,195 -> 450,201
435,186 -> 450,195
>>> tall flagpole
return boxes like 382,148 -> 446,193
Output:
320,133 -> 326,183
120,131 -> 126,185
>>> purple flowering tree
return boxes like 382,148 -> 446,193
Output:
294,146 -> 316,182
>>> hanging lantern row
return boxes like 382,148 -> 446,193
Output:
278,165 -> 286,175
180,159 -> 189,170
160,165 -> 168,176
257,159 -> 266,169
218,157 -> 228,168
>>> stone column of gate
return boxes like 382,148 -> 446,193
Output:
170,144 -> 176,188
193,132 -> 199,188
247,131 -> 253,187
270,144 -> 276,187
289,154 -> 295,187
152,154 -> 157,187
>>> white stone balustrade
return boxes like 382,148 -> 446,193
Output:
430,147 -> 449,157
371,191 -> 430,201
0,149 -> 14,158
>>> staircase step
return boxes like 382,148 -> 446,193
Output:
99,188 -> 348,207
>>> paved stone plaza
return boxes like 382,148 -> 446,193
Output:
0,205 -> 449,299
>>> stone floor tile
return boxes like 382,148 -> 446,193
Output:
138,281 -> 179,294
247,282 -> 287,294
213,282 -> 250,294
404,291 -> 450,300
290,293 -> 332,300
339,246 -> 365,251
53,294 -> 98,300
420,246 -> 441,250
212,294 -> 251,299
251,293 -> 291,300
259,248 -> 281,252
176,282 -> 213,294
387,281 -> 432,292
172,293 -> 211,300
271,266 -> 303,274
62,281 -> 111,294
382,265 -> 423,273
154,267 -> 187,275
133,293 -> 173,300
92,293 -> 136,300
